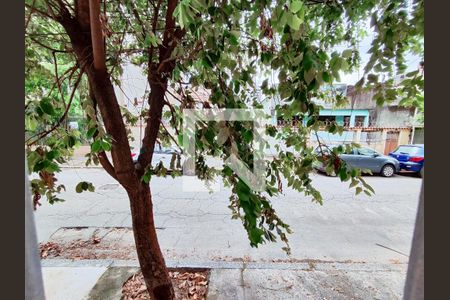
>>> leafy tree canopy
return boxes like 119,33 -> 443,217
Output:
25,0 -> 424,253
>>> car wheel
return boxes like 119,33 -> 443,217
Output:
381,164 -> 395,177
419,167 -> 424,178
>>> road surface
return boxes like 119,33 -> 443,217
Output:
34,168 -> 422,264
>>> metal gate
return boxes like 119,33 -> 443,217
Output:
384,131 -> 400,154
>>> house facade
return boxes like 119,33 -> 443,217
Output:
273,84 -> 418,154
110,62 -> 419,155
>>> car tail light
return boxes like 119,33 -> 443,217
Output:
409,156 -> 424,162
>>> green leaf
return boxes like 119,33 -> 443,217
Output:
242,130 -> 253,143
141,169 -> 152,184
355,187 -> 363,195
76,181 -> 94,193
87,184 -> 95,192
205,128 -> 215,145
101,140 -> 111,151
287,12 -> 302,30
27,151 -> 41,173
339,168 -> 348,181
91,140 -> 102,153
144,33 -> 159,47
236,179 -> 250,203
304,68 -> 316,85
322,71 -> 331,83
66,136 -> 76,148
216,127 -> 229,145
289,0 -> 303,14
342,49 -> 352,58
223,166 -> 233,177
249,227 -> 264,246
86,128 -> 97,139
75,182 -> 83,193
46,150 -> 59,160
349,179 -> 358,188
40,99 -> 56,116
340,59 -> 349,71
25,116 -> 38,131
362,181 -> 375,194
81,181 -> 89,190
367,74 -> 378,82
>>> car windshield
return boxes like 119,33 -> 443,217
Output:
357,147 -> 378,156
394,146 -> 424,156
314,145 -> 336,155
315,145 -> 353,155
154,145 -> 177,154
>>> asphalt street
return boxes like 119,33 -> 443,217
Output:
34,168 -> 422,264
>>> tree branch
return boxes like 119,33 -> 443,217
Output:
25,2 -> 54,19
160,121 -> 182,152
87,85 -> 118,180
29,37 -> 68,53
164,97 -> 180,135
127,0 -> 147,39
149,0 -> 162,64
89,0 -> 106,73
52,52 -> 66,114
137,0 -> 182,175
97,152 -> 118,180
25,0 -> 37,30
26,72 -> 84,146
51,0 -> 137,190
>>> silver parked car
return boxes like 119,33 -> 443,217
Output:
132,145 -> 180,166
314,145 -> 400,177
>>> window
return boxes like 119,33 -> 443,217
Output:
394,146 -> 424,156
292,115 -> 302,126
277,115 -> 303,126
343,146 -> 355,155
357,147 -> 378,156
318,116 -> 336,125
277,116 -> 287,126
354,116 -> 366,127
343,116 -> 351,127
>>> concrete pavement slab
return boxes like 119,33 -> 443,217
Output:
208,267 -> 406,300
87,267 -> 139,300
205,269 -> 245,300
42,266 -> 107,300
39,260 -> 407,300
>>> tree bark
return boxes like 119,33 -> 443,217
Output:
53,2 -> 175,298
128,183 -> 175,299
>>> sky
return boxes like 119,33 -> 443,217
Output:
114,26 -> 423,109
338,32 -> 422,85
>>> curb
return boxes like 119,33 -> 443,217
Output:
41,258 -> 407,272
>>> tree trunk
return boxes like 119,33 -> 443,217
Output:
128,182 -> 174,300
54,2 -> 176,298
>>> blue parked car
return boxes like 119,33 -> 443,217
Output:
389,144 -> 424,177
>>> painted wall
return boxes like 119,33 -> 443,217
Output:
370,106 -> 415,128
318,109 -> 370,127
412,128 -> 424,144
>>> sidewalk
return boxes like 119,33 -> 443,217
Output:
40,259 -> 406,300
39,227 -> 408,299
61,146 -> 102,168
